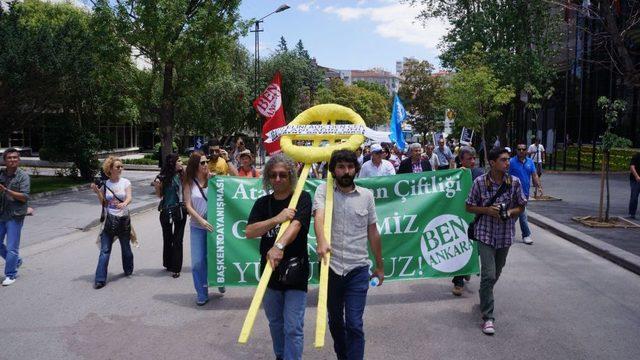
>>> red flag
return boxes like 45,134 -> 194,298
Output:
254,71 -> 286,155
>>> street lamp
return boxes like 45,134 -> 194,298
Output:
250,4 -> 290,164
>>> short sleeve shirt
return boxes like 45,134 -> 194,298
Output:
528,144 -> 545,163
247,191 -> 312,291
105,178 -> 131,217
358,159 -> 396,178
466,174 -> 527,249
313,183 -> 377,275
630,153 -> 640,181
208,157 -> 229,176
509,157 -> 536,198
435,146 -> 453,165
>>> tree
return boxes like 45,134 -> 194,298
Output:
0,0 -> 138,178
92,0 -> 243,162
316,78 -> 390,126
260,38 -> 323,121
445,48 -> 515,164
276,36 -> 288,54
408,0 -> 561,133
397,59 -> 445,141
596,96 -> 632,222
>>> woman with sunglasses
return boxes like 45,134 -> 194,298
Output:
90,156 -> 133,289
153,153 -> 186,278
183,151 -> 215,305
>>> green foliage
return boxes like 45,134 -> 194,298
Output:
0,0 -> 138,178
316,79 -> 390,126
597,96 -> 632,152
353,80 -> 390,99
409,0 -> 559,115
445,47 -> 515,133
39,118 -> 101,179
260,38 -> 323,122
397,59 -> 445,135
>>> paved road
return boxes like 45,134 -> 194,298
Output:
23,170 -> 159,247
528,173 -> 640,256
1,209 -> 639,360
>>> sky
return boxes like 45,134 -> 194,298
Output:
239,0 -> 449,72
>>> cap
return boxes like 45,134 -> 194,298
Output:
238,149 -> 253,160
371,144 -> 383,153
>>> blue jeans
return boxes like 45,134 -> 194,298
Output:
94,227 -> 134,283
629,179 -> 640,217
327,265 -> 369,360
518,207 -> 531,238
190,225 -> 208,302
0,218 -> 24,278
263,288 -> 307,360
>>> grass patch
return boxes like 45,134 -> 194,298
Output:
122,158 -> 158,165
30,176 -> 89,194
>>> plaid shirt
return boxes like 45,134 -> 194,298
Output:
466,173 -> 527,249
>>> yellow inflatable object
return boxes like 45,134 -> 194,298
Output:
314,172 -> 334,348
239,104 -> 365,347
280,104 -> 365,163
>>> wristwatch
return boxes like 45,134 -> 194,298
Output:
274,242 -> 285,251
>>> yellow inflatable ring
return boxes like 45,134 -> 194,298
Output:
280,104 -> 366,163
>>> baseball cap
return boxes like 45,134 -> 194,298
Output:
371,144 -> 383,153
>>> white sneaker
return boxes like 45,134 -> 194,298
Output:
2,277 -> 16,286
523,236 -> 533,245
482,320 -> 495,335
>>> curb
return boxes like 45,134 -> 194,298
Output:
81,202 -> 158,231
30,183 -> 92,200
527,210 -> 640,276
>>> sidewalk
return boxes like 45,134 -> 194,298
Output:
22,170 -> 159,248
526,172 -> 640,269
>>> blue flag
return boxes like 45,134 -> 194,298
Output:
390,94 -> 407,150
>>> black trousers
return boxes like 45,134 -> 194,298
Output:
159,209 -> 186,273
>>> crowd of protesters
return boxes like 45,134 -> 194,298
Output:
8,133 -> 631,360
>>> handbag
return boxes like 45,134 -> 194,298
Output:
99,183 -> 138,246
277,256 -> 308,286
467,175 -> 511,240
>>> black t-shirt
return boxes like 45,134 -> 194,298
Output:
631,153 -> 640,181
247,191 -> 312,291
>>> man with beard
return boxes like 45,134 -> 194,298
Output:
314,150 -> 384,360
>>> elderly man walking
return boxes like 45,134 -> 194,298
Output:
314,150 -> 384,360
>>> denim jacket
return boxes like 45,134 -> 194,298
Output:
0,168 -> 30,220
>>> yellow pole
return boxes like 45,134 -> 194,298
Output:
238,163 -> 312,344
314,172 -> 334,348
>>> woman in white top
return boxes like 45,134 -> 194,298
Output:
183,151 -> 219,305
90,156 -> 134,289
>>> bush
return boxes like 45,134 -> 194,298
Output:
39,119 -> 100,180
122,158 -> 158,165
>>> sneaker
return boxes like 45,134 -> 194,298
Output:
94,282 -> 106,289
523,236 -> 533,245
172,272 -> 180,278
2,277 -> 15,286
196,298 -> 209,306
218,286 -> 226,294
452,285 -> 463,296
482,320 -> 495,335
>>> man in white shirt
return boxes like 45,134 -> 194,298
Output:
358,143 -> 396,178
527,138 -> 546,178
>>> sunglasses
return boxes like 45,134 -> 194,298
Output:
115,165 -> 124,169
269,172 -> 289,179
517,148 -> 527,151
200,161 -> 208,165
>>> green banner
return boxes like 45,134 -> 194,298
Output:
208,169 -> 478,287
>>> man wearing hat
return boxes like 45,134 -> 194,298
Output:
358,144 -> 396,178
237,149 -> 261,178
